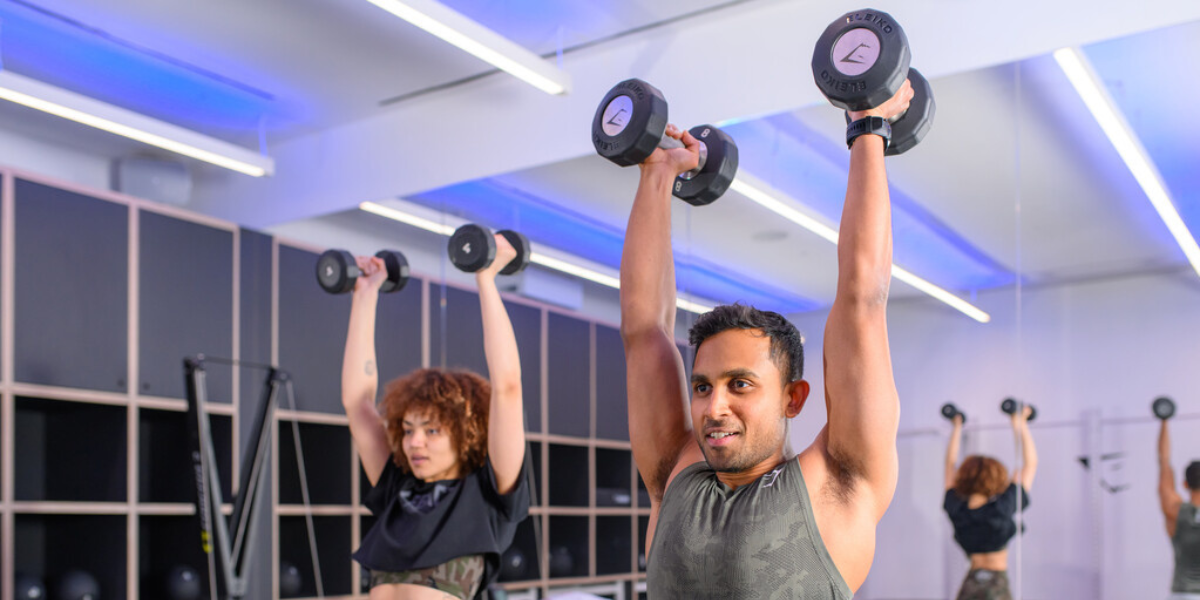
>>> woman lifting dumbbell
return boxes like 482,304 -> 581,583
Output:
1154,396 -> 1200,599
332,228 -> 531,600
941,399 -> 1038,600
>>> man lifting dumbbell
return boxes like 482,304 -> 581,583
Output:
1154,396 -> 1200,598
619,8 -> 932,597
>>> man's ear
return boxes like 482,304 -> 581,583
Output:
785,380 -> 810,418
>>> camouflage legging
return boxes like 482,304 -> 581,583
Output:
370,554 -> 485,600
956,569 -> 1011,600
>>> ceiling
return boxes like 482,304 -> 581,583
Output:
1,0 -> 1198,316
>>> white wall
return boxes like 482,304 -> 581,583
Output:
787,268 -> 1200,599
0,128 -> 112,190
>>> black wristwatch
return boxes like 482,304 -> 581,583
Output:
846,116 -> 891,151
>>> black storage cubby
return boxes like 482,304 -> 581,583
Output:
594,324 -> 628,441
278,244 -> 423,415
15,397 -> 126,502
548,443 -> 588,507
139,514 -> 223,599
527,441 -> 542,506
279,516 -> 352,597
139,408 -> 232,503
595,448 -> 632,507
14,179 -> 128,393
548,516 -> 589,579
430,285 -> 544,433
138,211 -> 234,400
596,516 -> 633,575
637,471 -> 651,508
547,313 -> 590,437
638,515 -> 650,572
498,515 -> 541,583
358,514 -> 378,593
15,514 -> 127,599
279,420 -> 351,505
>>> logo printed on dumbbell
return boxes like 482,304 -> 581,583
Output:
844,11 -> 893,34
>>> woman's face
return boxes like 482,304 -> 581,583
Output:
401,410 -> 461,481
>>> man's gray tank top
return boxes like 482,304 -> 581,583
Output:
1174,503 -> 1200,593
647,458 -> 852,599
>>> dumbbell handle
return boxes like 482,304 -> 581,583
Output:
658,130 -> 708,179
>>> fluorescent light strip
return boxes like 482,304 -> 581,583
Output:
364,0 -> 571,95
0,71 -> 272,177
1054,47 -> 1200,279
360,201 -> 715,314
728,176 -> 992,323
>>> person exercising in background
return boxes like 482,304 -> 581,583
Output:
343,234 -> 529,600
942,406 -> 1037,600
619,81 -> 913,598
1157,413 -> 1200,599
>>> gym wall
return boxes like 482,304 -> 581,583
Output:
4,165 -> 658,599
789,269 -> 1200,599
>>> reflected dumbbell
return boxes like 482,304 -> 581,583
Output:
592,79 -> 739,206
812,9 -> 935,155
940,402 -> 966,423
15,573 -> 46,600
448,224 -> 531,275
315,249 -> 410,294
280,561 -> 303,598
1000,397 -> 1037,422
1153,396 -> 1177,421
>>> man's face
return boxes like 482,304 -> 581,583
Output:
401,410 -> 460,482
689,329 -> 806,473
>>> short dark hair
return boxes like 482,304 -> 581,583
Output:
687,303 -> 804,383
1187,461 -> 1200,491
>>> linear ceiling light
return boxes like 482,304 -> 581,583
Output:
363,0 -> 571,95
728,175 -> 992,323
1054,47 -> 1200,279
360,200 -> 715,313
0,70 -> 273,177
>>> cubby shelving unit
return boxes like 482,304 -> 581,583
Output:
1,167 -> 677,599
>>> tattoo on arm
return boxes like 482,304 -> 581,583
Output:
364,360 -> 376,376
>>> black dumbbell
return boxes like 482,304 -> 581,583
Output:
315,249 -> 409,294
592,78 -> 739,206
15,573 -> 46,600
164,565 -> 202,600
941,402 -> 967,423
55,570 -> 99,600
812,9 -> 935,155
1153,396 -> 1177,421
1000,397 -> 1037,422
448,224 -> 531,275
280,561 -> 303,597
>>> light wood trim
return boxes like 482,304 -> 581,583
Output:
276,505 -> 358,517
11,501 -> 129,515
276,409 -> 349,426
1,170 -> 14,600
9,383 -> 130,405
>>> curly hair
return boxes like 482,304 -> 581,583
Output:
381,368 -> 490,475
953,455 -> 1010,499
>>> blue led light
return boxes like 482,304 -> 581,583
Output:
408,179 -> 820,314
0,1 -> 276,139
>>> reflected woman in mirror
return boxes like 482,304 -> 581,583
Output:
942,405 -> 1036,600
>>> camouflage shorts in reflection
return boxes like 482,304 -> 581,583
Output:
370,554 -> 485,600
956,569 -> 1011,600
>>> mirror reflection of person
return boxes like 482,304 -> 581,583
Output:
942,406 -> 1036,600
1158,416 -> 1200,599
